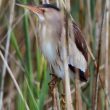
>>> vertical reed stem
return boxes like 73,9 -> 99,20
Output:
105,0 -> 109,109
63,0 -> 73,110
0,0 -> 15,110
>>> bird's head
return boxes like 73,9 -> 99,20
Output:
16,3 -> 62,23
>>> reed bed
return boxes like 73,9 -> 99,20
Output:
0,0 -> 110,110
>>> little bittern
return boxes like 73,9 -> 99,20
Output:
16,3 -> 88,82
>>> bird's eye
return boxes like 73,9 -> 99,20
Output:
41,8 -> 45,14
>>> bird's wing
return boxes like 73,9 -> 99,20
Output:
68,64 -> 87,81
72,22 -> 88,61
68,22 -> 88,81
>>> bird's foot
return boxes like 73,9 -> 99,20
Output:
48,74 -> 58,95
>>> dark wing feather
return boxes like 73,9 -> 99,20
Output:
72,22 -> 88,61
68,64 -> 87,82
68,22 -> 88,81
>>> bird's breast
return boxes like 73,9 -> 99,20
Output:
38,24 -> 58,63
40,41 -> 57,63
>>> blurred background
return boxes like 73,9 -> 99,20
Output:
0,0 -> 110,110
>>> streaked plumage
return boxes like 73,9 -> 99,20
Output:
17,3 -> 88,81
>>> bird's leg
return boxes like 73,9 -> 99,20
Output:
60,80 -> 66,110
48,74 -> 59,110
61,94 -> 66,110
48,73 -> 58,95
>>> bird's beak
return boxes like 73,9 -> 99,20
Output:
16,3 -> 43,15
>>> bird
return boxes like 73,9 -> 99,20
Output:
16,3 -> 88,82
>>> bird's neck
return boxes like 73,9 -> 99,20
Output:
38,21 -> 62,42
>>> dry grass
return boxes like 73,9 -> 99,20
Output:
0,0 -> 110,110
